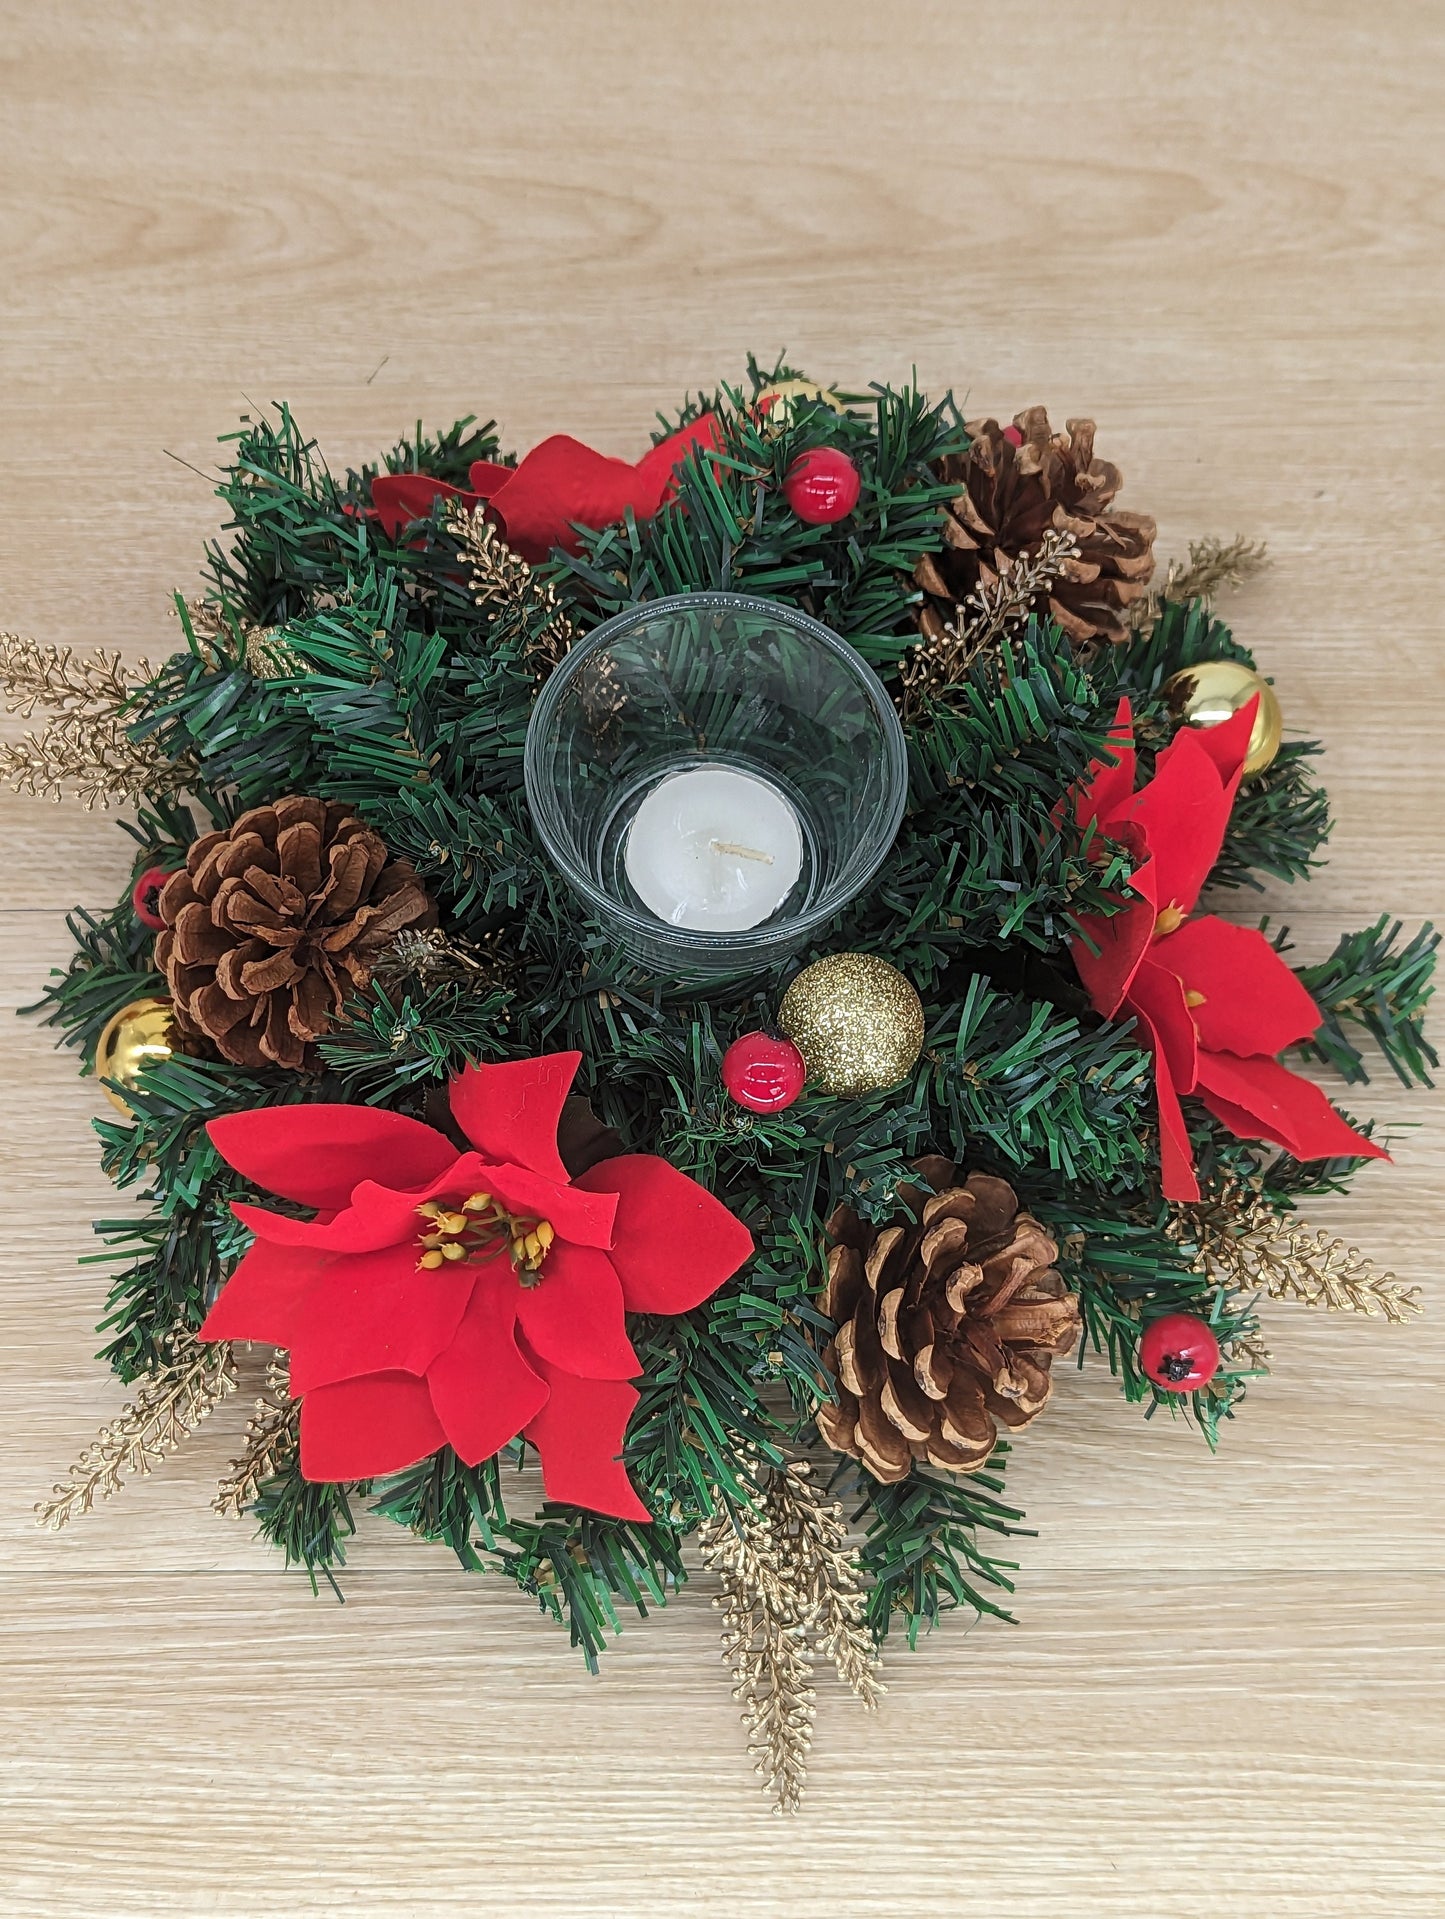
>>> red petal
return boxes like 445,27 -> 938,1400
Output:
449,1053 -> 578,1183
484,437 -> 649,561
467,460 -> 516,493
1194,1051 -> 1389,1165
199,1236 -> 326,1345
515,1243 -> 639,1380
1076,698 -> 1137,831
630,413 -> 722,509
1131,1004 -> 1201,1203
286,1242 -> 478,1395
522,1359 -> 650,1520
369,473 -> 479,540
573,1154 -> 753,1314
1157,916 -> 1321,1057
1185,693 -> 1258,790
1127,959 -> 1199,1094
424,1270 -> 548,1467
207,1105 -> 457,1210
480,418 -> 719,563
1124,727 -> 1235,918
1072,883 -> 1156,1018
473,1161 -> 617,1251
299,1372 -> 446,1480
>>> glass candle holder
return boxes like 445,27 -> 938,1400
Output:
524,592 -> 908,976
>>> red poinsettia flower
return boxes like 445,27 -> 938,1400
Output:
1070,696 -> 1386,1203
197,1051 -> 753,1518
369,414 -> 721,562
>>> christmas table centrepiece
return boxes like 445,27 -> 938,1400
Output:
9,361 -> 1434,1813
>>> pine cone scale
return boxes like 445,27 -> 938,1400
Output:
817,1165 -> 1080,1484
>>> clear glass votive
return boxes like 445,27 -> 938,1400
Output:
523,592 -> 908,976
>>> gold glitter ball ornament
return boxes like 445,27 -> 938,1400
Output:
94,996 -> 174,1114
1162,658 -> 1283,778
778,953 -> 925,1097
753,379 -> 845,432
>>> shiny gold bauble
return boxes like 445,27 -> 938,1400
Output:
94,997 -> 174,1114
778,953 -> 925,1098
1162,658 -> 1283,778
753,378 -> 845,432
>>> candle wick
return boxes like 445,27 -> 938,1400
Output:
710,839 -> 775,865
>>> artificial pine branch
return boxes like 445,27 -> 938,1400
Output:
214,1354 -> 300,1517
1295,916 -> 1438,1087
1173,1183 -> 1422,1321
35,1331 -> 238,1528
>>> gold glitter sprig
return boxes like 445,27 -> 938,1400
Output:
446,507 -> 576,676
901,526 -> 1080,713
701,1452 -> 882,1813
36,1332 -> 238,1529
214,1354 -> 299,1518
1173,1183 -> 1422,1322
0,633 -> 182,808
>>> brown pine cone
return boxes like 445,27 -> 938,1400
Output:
155,796 -> 434,1071
914,408 -> 1156,645
815,1160 -> 1080,1483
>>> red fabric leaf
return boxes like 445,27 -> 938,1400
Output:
1194,1051 -> 1389,1165
521,1358 -> 650,1520
515,1243 -> 639,1380
1157,916 -> 1322,1057
286,1243 -> 477,1395
199,1235 -> 326,1345
1071,882 -> 1156,1019
1076,698 -> 1137,831
1183,693 -> 1258,791
450,1053 -> 578,1184
1124,727 -> 1236,919
207,1105 -> 456,1211
370,473 -> 480,540
573,1154 -> 753,1314
1131,1003 -> 1202,1203
424,1271 -> 548,1467
466,416 -> 720,562
299,1371 -> 447,1480
1127,958 -> 1200,1095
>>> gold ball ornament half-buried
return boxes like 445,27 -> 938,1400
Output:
778,953 -> 925,1097
1162,658 -> 1283,778
753,378 -> 846,431
94,996 -> 174,1115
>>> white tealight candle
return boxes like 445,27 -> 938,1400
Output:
624,764 -> 804,932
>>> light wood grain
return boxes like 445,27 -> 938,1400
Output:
2,3 -> 1443,1914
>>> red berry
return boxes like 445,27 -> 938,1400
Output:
1139,1312 -> 1220,1392
722,1031 -> 807,1113
782,447 -> 861,526
131,864 -> 178,931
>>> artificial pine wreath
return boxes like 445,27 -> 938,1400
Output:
10,358 -> 1436,1811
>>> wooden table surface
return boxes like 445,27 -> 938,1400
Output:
2,4 -> 1442,1914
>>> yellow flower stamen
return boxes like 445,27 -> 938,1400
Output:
418,1248 -> 445,1270
1154,902 -> 1186,938
1184,989 -> 1207,1009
